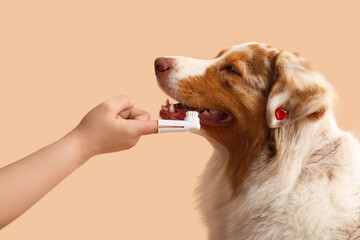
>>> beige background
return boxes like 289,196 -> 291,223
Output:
0,0 -> 359,239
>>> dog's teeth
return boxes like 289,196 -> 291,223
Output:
169,104 -> 175,113
209,109 -> 219,114
202,110 -> 210,115
163,107 -> 168,111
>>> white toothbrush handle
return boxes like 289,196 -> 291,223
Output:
158,120 -> 190,133
158,119 -> 188,127
157,111 -> 201,133
158,127 -> 190,133
157,120 -> 200,133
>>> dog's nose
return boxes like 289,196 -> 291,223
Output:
155,57 -> 171,73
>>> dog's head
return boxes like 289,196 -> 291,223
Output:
155,42 -> 334,190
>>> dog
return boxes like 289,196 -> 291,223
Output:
154,42 -> 360,239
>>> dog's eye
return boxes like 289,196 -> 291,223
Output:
224,65 -> 242,77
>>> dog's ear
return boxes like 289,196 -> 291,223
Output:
266,52 -> 334,128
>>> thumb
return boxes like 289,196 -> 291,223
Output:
128,120 -> 158,135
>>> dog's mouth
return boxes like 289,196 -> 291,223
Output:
160,99 -> 234,128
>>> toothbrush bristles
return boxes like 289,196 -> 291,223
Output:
186,111 -> 199,117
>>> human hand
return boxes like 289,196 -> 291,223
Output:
72,95 -> 157,157
0,95 -> 158,229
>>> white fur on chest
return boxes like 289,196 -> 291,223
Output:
196,131 -> 360,240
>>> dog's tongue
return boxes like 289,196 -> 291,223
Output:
159,100 -> 234,128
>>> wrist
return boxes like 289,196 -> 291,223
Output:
64,128 -> 96,164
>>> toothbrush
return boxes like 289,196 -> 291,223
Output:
157,111 -> 201,133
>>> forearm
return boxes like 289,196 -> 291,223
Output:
0,129 -> 91,229
0,95 -> 157,229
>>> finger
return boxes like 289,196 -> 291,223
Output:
104,95 -> 135,113
128,108 -> 151,120
118,108 -> 150,120
118,108 -> 132,119
128,120 -> 158,135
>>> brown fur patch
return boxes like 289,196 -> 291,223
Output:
167,44 -> 329,194
308,106 -> 327,121
246,45 -> 272,77
216,48 -> 230,58
175,44 -> 279,193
